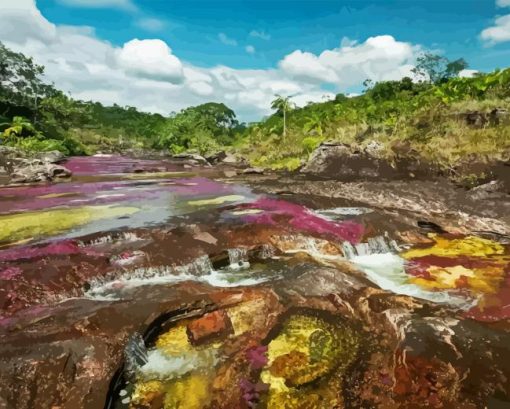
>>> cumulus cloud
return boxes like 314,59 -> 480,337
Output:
249,30 -> 270,40
218,33 -> 238,46
0,1 -> 425,121
279,50 -> 338,83
481,14 -> 510,44
280,35 -> 419,86
57,0 -> 137,11
245,45 -> 255,54
116,39 -> 184,83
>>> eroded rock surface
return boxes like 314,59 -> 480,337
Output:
1,155 -> 510,408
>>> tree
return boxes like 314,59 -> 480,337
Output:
270,95 -> 294,138
0,41 -> 56,121
412,53 -> 468,84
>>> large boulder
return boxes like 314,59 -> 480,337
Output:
301,141 -> 397,180
9,161 -> 72,184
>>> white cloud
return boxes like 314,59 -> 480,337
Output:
279,35 -> 419,86
135,17 -> 165,32
245,45 -> 255,54
57,0 -> 137,11
116,39 -> 184,83
496,0 -> 510,7
188,81 -> 214,96
0,1 -> 426,122
249,30 -> 270,40
481,14 -> 510,44
290,92 -> 335,107
279,50 -> 338,83
459,69 -> 479,78
218,33 -> 237,46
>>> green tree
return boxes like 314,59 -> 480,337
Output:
412,53 -> 468,83
271,95 -> 295,138
0,41 -> 56,121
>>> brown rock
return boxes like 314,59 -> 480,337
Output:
187,310 -> 233,345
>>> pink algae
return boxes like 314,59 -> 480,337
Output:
0,240 -> 82,262
239,198 -> 364,244
0,267 -> 22,280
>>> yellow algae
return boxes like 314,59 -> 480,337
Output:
0,237 -> 33,248
0,205 -> 139,243
231,209 -> 263,216
131,380 -> 165,407
37,192 -> 78,199
402,235 -> 505,259
410,264 -> 505,294
188,195 -> 245,206
227,298 -> 268,336
163,373 -> 210,409
261,314 -> 357,409
266,316 -> 318,364
155,324 -> 193,355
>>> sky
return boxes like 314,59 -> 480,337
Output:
0,0 -> 509,121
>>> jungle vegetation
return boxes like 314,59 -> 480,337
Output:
1,41 -> 509,177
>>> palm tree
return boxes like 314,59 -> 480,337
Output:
271,95 -> 294,138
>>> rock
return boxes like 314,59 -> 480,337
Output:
301,142 -> 386,179
242,167 -> 265,175
301,141 -> 433,180
364,140 -> 384,158
192,231 -> 218,245
37,150 -> 66,164
469,180 -> 505,200
186,309 -> 233,345
222,153 -> 239,164
223,170 -> 237,178
9,163 -> 72,184
173,153 -> 210,166
206,151 -> 227,164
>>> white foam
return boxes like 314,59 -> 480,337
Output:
84,259 -> 273,300
350,253 -> 475,309
315,207 -> 373,220
140,348 -> 218,381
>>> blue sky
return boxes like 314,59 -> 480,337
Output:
39,0 -> 508,71
1,0 -> 509,120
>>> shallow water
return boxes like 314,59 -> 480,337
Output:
1,156 -> 510,408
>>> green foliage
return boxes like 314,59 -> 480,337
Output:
1,116 -> 41,139
242,66 -> 510,172
155,102 -> 238,154
412,52 -> 468,83
13,137 -> 71,155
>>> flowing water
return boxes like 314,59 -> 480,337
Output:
1,155 -> 510,408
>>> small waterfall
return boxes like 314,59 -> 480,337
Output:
79,232 -> 141,247
259,244 -> 276,259
124,333 -> 148,379
343,235 -> 399,259
227,248 -> 250,270
341,241 -> 357,260
174,255 -> 214,276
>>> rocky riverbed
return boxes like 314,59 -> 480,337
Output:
0,153 -> 509,409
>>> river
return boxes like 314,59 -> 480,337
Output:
0,155 -> 509,408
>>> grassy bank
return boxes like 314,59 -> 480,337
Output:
237,70 -> 510,180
